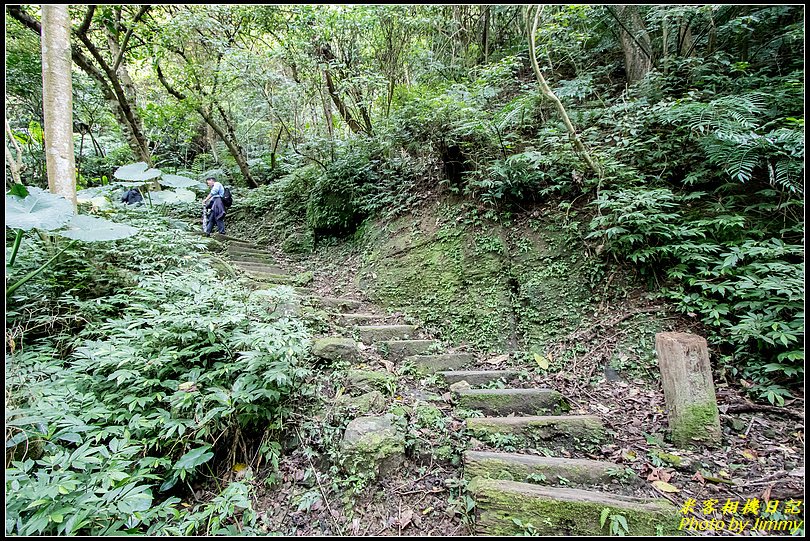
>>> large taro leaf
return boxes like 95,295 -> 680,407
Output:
159,174 -> 198,188
114,162 -> 161,182
58,214 -> 138,242
149,188 -> 196,204
5,186 -> 74,231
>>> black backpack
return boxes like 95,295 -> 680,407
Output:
222,187 -> 233,209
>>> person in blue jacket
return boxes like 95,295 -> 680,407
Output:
202,177 -> 226,235
121,188 -> 143,205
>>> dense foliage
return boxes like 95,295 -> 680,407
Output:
6,208 -> 311,534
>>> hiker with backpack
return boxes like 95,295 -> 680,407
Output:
202,177 -> 228,235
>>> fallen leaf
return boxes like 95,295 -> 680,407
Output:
399,508 -> 414,528
692,471 -> 705,484
652,480 -> 680,493
534,352 -> 549,370
740,449 -> 757,460
761,484 -> 772,503
646,468 -> 672,482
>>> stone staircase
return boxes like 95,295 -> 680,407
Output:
202,232 -> 680,536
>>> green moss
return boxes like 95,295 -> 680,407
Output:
671,401 -> 721,447
357,205 -> 601,351
469,478 -> 681,536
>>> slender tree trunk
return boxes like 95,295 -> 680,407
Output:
612,5 -> 652,85
5,118 -> 26,186
482,5 -> 490,64
526,6 -> 601,178
41,4 -> 77,209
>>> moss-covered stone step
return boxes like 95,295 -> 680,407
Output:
243,270 -> 295,285
227,244 -> 274,256
377,340 -> 440,360
404,353 -> 474,374
312,297 -> 363,312
228,252 -> 276,265
356,325 -> 418,343
466,415 -> 604,441
339,313 -> 386,326
468,478 -> 679,536
464,451 -> 626,486
455,388 -> 564,416
233,261 -> 289,276
440,369 -> 518,386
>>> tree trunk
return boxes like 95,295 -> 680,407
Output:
41,4 -> 76,210
482,5 -> 490,64
526,6 -> 602,178
612,5 -> 652,85
5,118 -> 25,186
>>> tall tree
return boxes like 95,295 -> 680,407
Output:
40,4 -> 76,209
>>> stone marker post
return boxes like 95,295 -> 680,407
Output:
655,332 -> 721,447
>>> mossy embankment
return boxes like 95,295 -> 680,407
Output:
355,202 -> 609,352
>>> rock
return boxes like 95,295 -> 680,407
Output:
345,369 -> 396,394
465,415 -> 605,441
282,232 -> 313,254
377,340 -> 439,360
311,337 -> 361,363
341,414 -> 406,478
449,381 -> 472,393
334,391 -> 386,416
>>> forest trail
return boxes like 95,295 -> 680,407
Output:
204,233 -> 680,536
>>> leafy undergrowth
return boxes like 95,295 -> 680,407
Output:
5,206 -> 312,535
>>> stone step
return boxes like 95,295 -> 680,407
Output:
355,325 -> 418,344
227,244 -> 274,256
464,451 -> 625,486
311,297 -> 363,312
404,353 -> 474,374
455,388 -> 564,416
339,313 -> 387,326
243,270 -> 296,285
465,415 -> 604,441
467,478 -> 679,536
227,250 -> 277,263
232,261 -> 289,276
440,369 -> 519,386
377,340 -> 440,360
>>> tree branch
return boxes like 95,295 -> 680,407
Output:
112,5 -> 150,72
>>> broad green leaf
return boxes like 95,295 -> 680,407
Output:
159,174 -> 198,188
114,162 -> 161,182
173,445 -> 214,471
58,215 -> 138,242
8,183 -> 28,198
5,186 -> 74,231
